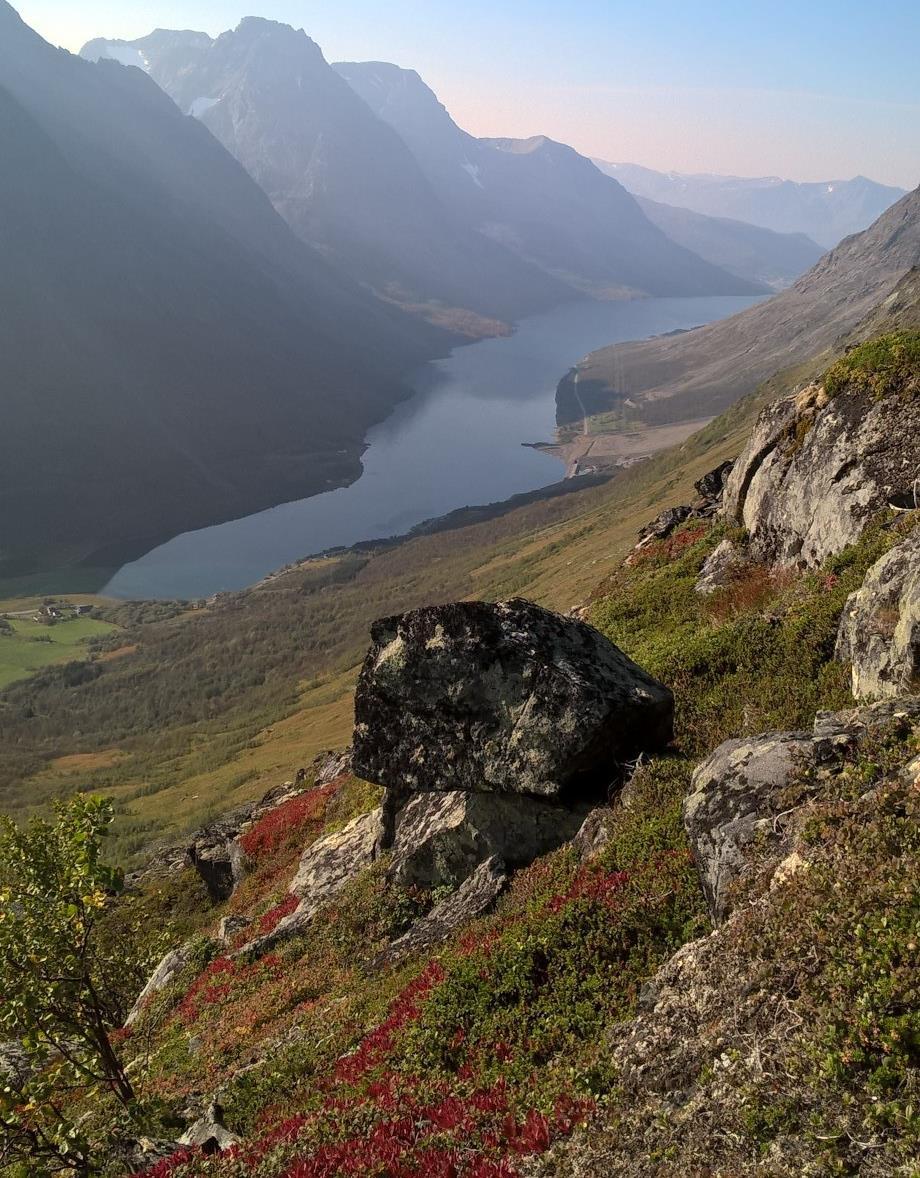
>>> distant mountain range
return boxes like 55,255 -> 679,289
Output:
83,30 -> 762,307
4,0 -> 909,588
86,20 -> 571,334
0,2 -> 446,583
567,185 -> 920,426
335,61 -> 764,299
593,161 -> 907,248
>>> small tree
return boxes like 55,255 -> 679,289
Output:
0,796 -> 135,1174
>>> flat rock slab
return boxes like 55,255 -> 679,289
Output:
353,598 -> 674,802
376,856 -> 508,969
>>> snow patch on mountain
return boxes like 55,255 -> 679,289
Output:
189,96 -> 220,118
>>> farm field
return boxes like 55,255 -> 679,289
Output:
0,605 -> 117,689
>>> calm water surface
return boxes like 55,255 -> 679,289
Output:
105,295 -> 761,599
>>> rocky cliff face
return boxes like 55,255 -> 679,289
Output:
722,335 -> 920,566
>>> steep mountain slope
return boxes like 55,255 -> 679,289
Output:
0,3 -> 445,583
595,160 -> 908,247
2,310 -> 917,1177
635,196 -> 825,289
566,185 -> 920,425
335,61 -> 764,298
4,271 -> 917,851
82,22 -> 569,330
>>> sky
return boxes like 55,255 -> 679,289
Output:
14,0 -> 920,189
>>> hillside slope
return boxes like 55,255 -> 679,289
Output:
595,160 -> 907,247
0,3 -> 443,584
2,275 -> 917,860
565,186 -> 920,426
2,321 -> 917,1178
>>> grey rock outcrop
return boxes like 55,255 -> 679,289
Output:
571,806 -> 615,861
684,732 -> 814,922
289,808 -> 384,900
353,599 -> 674,804
638,504 -> 693,542
723,378 -> 920,567
217,915 -> 252,946
125,941 -> 201,1026
310,746 -> 353,786
128,779 -> 307,892
238,809 -> 385,957
685,698 -> 920,922
836,528 -> 920,699
693,538 -> 747,595
187,835 -> 250,904
694,460 -> 735,504
376,857 -> 508,969
388,791 -> 591,890
178,1103 -> 239,1154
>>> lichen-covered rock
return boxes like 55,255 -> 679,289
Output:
684,732 -> 814,922
125,941 -> 201,1026
685,698 -> 920,923
389,791 -> 591,890
722,376 -> 920,566
375,857 -> 507,969
836,528 -> 920,699
693,538 -> 747,595
353,599 -> 674,803
239,809 -> 385,957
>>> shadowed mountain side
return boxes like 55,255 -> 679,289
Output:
565,186 -> 920,426
0,3 -> 449,580
335,61 -> 765,299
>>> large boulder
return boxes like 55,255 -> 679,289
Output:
722,375 -> 920,567
388,790 -> 592,890
353,599 -> 674,803
836,528 -> 920,699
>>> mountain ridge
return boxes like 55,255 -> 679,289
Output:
594,159 -> 908,247
0,1 -> 449,583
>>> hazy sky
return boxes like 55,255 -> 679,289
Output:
15,0 -> 920,189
